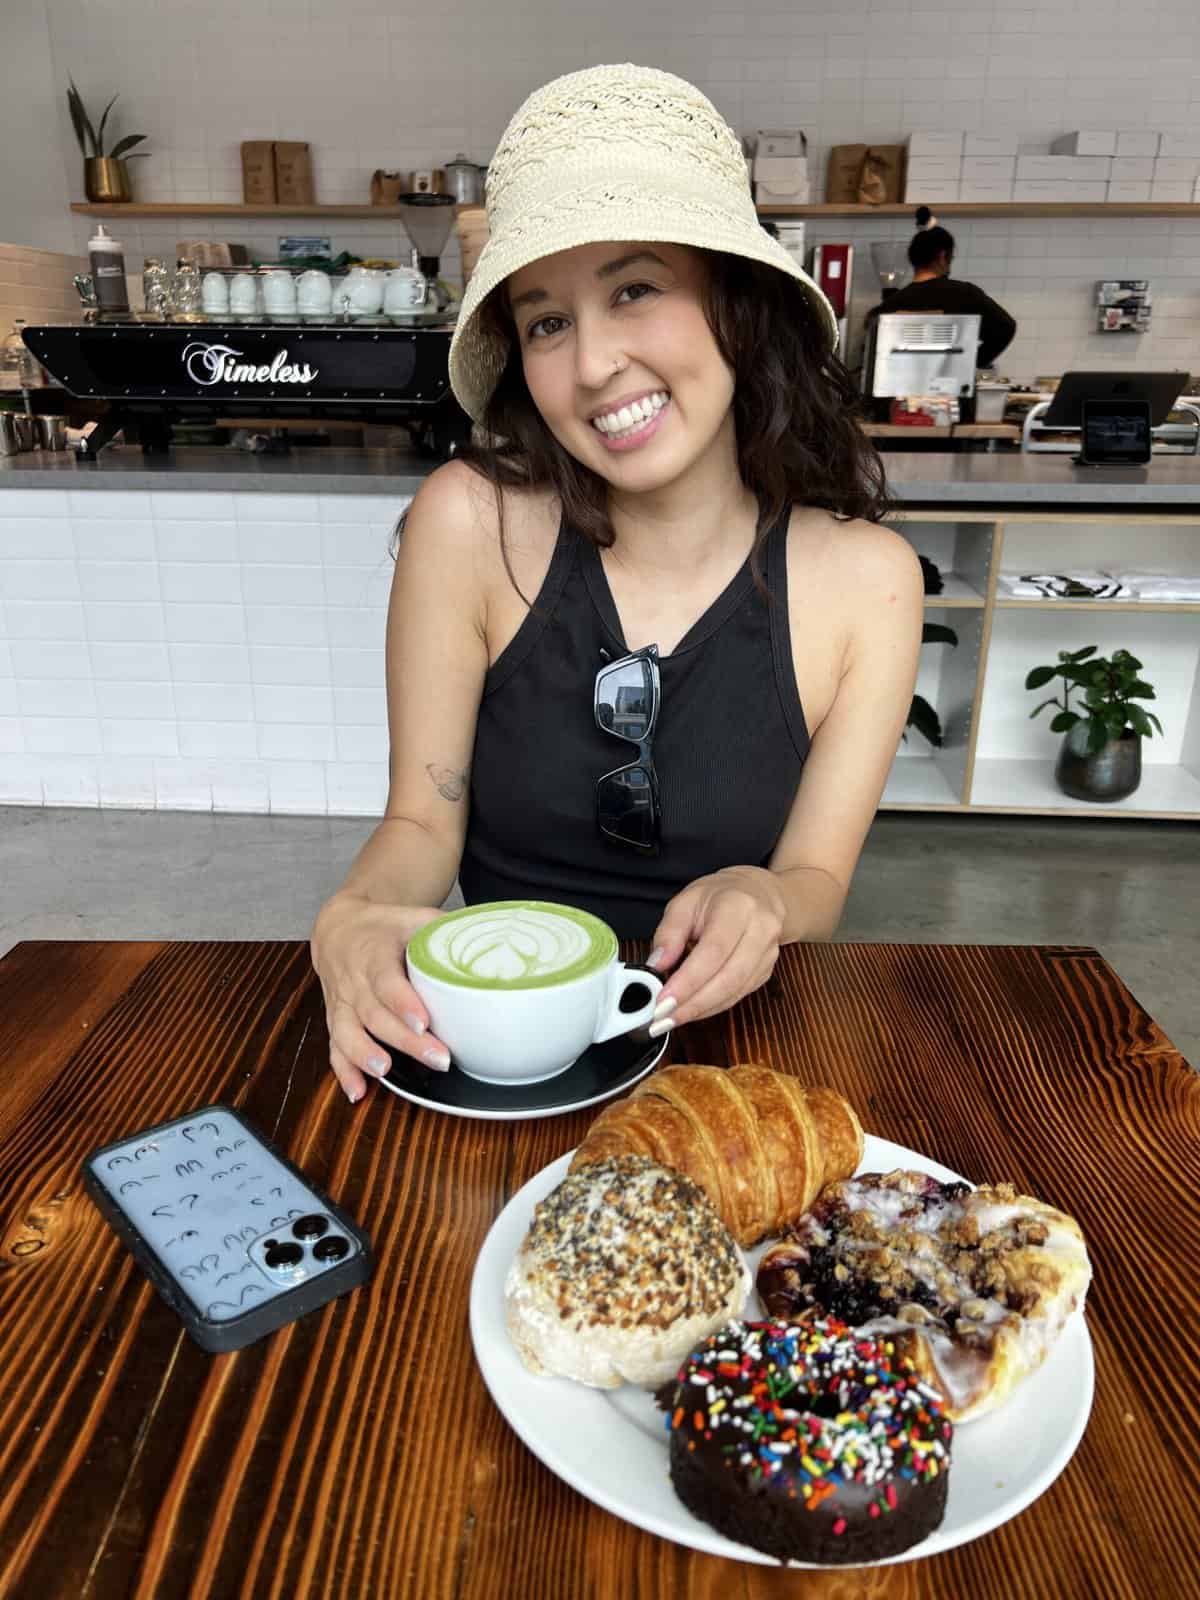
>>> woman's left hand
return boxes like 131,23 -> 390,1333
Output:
646,865 -> 786,1029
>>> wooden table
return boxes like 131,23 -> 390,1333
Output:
1,939 -> 1196,1599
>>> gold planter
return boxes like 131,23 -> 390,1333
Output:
84,157 -> 131,203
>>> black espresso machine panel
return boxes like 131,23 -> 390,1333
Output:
22,322 -> 471,458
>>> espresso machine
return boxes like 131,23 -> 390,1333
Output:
860,312 -> 982,422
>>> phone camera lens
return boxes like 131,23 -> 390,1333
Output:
264,1242 -> 304,1269
292,1214 -> 329,1240
313,1235 -> 350,1262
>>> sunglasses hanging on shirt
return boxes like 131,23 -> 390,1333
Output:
593,644 -> 662,855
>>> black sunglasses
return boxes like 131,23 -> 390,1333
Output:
594,644 -> 662,854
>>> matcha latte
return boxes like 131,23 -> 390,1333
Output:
407,902 -> 617,990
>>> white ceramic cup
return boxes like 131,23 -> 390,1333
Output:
344,266 -> 384,315
296,269 -> 332,316
262,269 -> 297,316
201,271 -> 229,315
384,267 -> 427,313
405,901 -> 663,1085
229,272 -> 259,317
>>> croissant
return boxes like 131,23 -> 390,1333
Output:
569,1064 -> 864,1246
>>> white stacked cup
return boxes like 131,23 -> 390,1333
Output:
297,269 -> 333,320
201,271 -> 230,318
229,272 -> 259,319
385,266 -> 427,317
344,266 -> 384,317
262,270 -> 298,320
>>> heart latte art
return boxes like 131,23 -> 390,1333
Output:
408,902 -> 617,990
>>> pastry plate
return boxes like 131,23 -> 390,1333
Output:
469,1136 -> 1094,1567
378,1032 -> 667,1121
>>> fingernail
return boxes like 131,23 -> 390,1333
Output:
648,1018 -> 675,1039
652,995 -> 677,1022
367,1054 -> 391,1076
422,1046 -> 452,1072
403,1012 -> 427,1035
347,1085 -> 363,1103
646,948 -> 666,970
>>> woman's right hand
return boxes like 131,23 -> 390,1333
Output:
310,892 -> 452,1103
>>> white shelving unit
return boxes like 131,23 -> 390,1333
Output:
882,510 -> 1200,820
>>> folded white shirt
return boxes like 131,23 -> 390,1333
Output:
998,571 -> 1133,599
1115,572 -> 1200,601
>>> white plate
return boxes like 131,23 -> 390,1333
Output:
469,1136 -> 1094,1567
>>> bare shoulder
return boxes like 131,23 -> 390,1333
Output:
401,461 -> 558,573
787,507 -> 922,601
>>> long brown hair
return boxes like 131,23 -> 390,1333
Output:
408,249 -> 889,593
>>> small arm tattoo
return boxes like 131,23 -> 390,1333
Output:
426,763 -> 469,802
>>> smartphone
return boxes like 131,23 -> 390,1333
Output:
83,1105 -> 372,1353
1078,398 -> 1152,465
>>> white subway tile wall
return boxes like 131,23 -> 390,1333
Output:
32,0 -> 1196,382
0,490 -> 403,815
0,242 -> 86,329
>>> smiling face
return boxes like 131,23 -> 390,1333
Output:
505,242 -> 737,495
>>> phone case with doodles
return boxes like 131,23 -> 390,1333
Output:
82,1105 -> 373,1353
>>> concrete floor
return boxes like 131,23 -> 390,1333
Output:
0,806 -> 1195,1067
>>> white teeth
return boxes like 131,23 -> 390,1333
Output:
592,391 -> 669,438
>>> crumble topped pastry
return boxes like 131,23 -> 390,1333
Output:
755,1170 -> 1091,1422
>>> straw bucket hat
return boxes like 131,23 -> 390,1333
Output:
447,63 -> 838,422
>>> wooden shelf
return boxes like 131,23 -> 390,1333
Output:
757,202 -> 1200,218
69,200 -> 1200,221
995,598 -> 1200,613
70,203 -> 458,220
968,758 -> 1200,818
929,574 -> 987,607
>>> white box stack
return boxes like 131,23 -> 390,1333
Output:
1052,131 -> 1117,156
905,134 -> 962,201
964,135 -> 1019,157
1116,132 -> 1163,156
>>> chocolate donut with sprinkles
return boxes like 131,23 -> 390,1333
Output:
657,1318 -> 953,1565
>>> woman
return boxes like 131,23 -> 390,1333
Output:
312,65 -> 924,1103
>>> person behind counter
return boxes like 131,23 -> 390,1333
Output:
869,207 -> 1017,370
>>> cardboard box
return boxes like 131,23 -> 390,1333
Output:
1158,135 -> 1200,158
962,157 -> 1016,181
1153,157 -> 1200,182
1116,131 -> 1162,156
903,179 -> 961,203
959,182 -> 1015,202
824,144 -> 906,204
756,129 -> 806,158
1013,181 -> 1108,201
906,156 -> 963,183
964,134 -> 1019,157
1149,180 -> 1194,201
1111,158 -> 1155,181
907,131 -> 964,156
1051,130 -> 1117,156
241,141 -> 276,204
753,154 -> 810,205
274,141 -> 315,205
1016,156 -> 1112,181
1106,182 -> 1153,202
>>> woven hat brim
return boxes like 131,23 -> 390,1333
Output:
448,204 -> 839,423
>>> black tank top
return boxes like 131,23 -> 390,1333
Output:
459,505 -> 810,939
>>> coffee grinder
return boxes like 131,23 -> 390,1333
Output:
397,194 -> 457,310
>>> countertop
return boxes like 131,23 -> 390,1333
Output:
4,444 -> 1200,507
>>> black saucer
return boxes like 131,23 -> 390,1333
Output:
378,1031 -> 668,1120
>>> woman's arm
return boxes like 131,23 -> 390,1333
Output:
647,522 -> 924,1026
311,461 -> 495,1098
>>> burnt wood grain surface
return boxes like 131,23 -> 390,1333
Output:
0,939 -> 1196,1600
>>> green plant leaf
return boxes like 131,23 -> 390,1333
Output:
1025,665 -> 1057,690
1127,706 -> 1153,738
1049,711 -> 1079,733
107,133 -> 148,160
906,694 -> 943,747
96,92 -> 119,155
1148,711 -> 1163,735
1028,697 -> 1060,719
1128,680 -> 1156,698
1063,645 -> 1098,662
1086,718 -> 1111,754
67,80 -> 96,158
921,623 -> 958,647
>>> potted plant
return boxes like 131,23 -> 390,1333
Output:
905,622 -> 957,746
67,79 -> 149,202
1025,645 -> 1162,802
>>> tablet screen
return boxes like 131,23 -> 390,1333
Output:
1081,399 -> 1151,463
